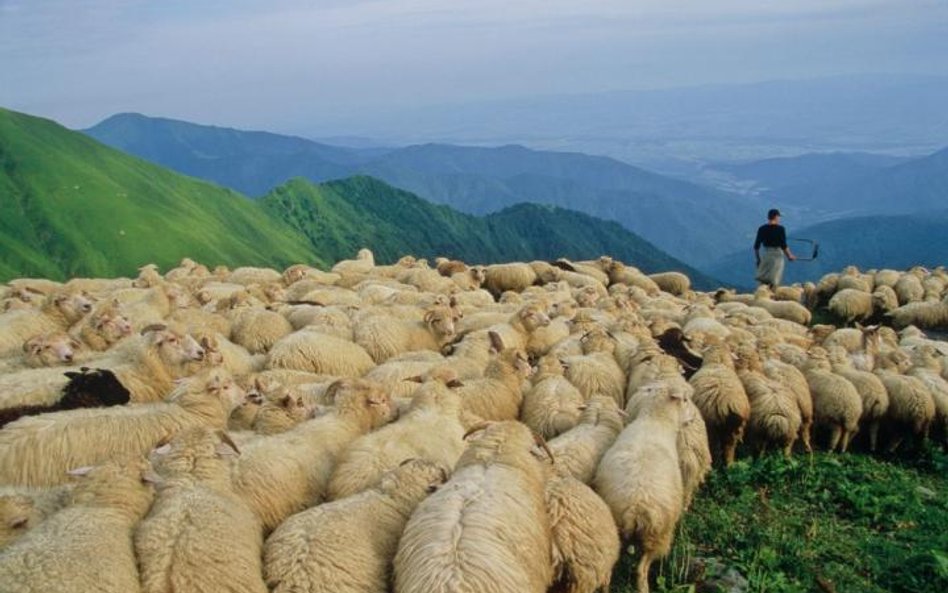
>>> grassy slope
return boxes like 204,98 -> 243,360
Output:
260,176 -> 720,289
0,108 -> 317,281
610,451 -> 948,593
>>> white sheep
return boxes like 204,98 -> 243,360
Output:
735,345 -> 801,457
594,382 -> 687,593
827,346 -> 890,451
230,308 -> 293,354
265,459 -> 446,593
459,332 -> 534,425
231,378 -> 398,532
688,342 -> 750,466
803,348 -> 863,452
394,421 -> 553,593
483,262 -> 539,297
0,289 -> 94,357
874,351 -> 936,451
135,428 -> 266,593
0,484 -> 72,550
521,354 -> 586,439
0,459 -> 156,593
752,286 -> 812,326
547,396 -> 625,484
354,305 -> 459,363
267,329 -> 376,377
331,248 -> 376,276
0,369 -> 243,487
546,468 -> 621,593
678,398 -> 712,510
648,271 -> 691,296
327,373 -> 466,500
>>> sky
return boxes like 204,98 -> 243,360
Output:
1,0 -> 947,134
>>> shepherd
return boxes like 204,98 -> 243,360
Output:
754,208 -> 796,288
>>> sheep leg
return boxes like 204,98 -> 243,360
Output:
828,425 -> 843,453
636,552 -> 652,593
800,421 -> 813,453
868,421 -> 880,452
840,428 -> 855,453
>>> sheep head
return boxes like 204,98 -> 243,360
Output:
424,306 -> 460,344
23,332 -> 81,367
65,458 -> 156,520
328,378 -> 398,431
47,290 -> 95,323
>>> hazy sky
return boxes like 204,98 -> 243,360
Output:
2,0 -> 947,134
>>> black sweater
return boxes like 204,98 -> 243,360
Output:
754,224 -> 787,250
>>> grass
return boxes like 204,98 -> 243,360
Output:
609,449 -> 948,593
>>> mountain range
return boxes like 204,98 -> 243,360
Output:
0,107 -> 713,287
85,113 -> 760,267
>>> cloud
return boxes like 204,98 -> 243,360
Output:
1,0 -> 946,130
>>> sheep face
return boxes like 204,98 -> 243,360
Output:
329,378 -> 398,429
424,307 -> 460,343
202,372 -> 247,413
50,291 -> 95,323
519,304 -> 552,331
23,332 -> 81,366
91,309 -> 133,343
147,328 -> 206,366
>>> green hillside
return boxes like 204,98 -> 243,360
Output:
261,176 -> 719,288
0,108 -> 317,280
2,107 -> 716,287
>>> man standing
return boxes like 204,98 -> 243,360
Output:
754,208 -> 796,288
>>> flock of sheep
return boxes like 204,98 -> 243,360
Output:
0,250 -> 946,593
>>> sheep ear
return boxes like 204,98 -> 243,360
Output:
152,443 -> 172,456
66,466 -> 96,477
406,375 -> 424,383
488,331 -> 504,353
446,379 -> 464,388
463,422 -> 491,440
280,395 -> 294,407
141,469 -> 165,486
423,310 -> 436,324
215,431 -> 241,457
8,515 -> 30,529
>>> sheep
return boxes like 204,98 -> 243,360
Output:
827,346 -> 890,451
594,382 -> 688,593
546,468 -> 621,593
521,354 -> 586,439
189,331 -> 257,378
0,459 -> 156,593
828,288 -> 891,325
328,373 -> 466,500
394,421 -> 553,593
135,428 -> 266,593
648,271 -> 691,296
561,327 -> 627,407
0,484 -> 72,550
227,266 -> 284,286
265,459 -> 446,593
354,305 -> 459,363
459,332 -> 533,425
734,345 -> 801,457
677,398 -> 712,510
873,269 -> 902,289
451,265 -> 487,291
19,331 -> 82,368
483,262 -> 539,297
547,396 -> 625,484
103,325 -> 209,402
229,308 -> 293,354
0,369 -> 243,487
231,378 -> 398,532
71,300 -> 133,351
760,348 -> 814,453
0,289 -> 94,357
887,295 -> 948,330
894,271 -> 925,305
605,260 -> 661,294
331,248 -> 376,276
907,348 -> 948,447
688,342 -> 750,466
267,329 -> 376,377
752,286 -> 812,326
874,351 -> 936,451
803,348 -> 864,453
252,392 -> 313,435
0,367 -> 130,428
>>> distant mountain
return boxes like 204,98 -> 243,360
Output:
714,152 -> 908,193
261,176 -> 719,289
83,114 -> 759,267
85,113 -> 381,196
0,108 -> 315,280
707,210 -> 948,288
772,146 -> 948,217
310,74 -> 948,167
3,107 -> 710,287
